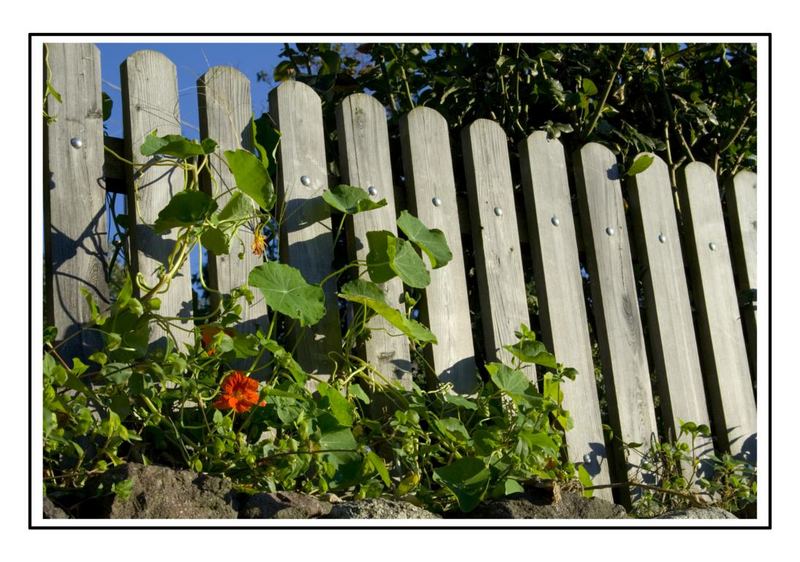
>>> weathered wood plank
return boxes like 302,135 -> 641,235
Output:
627,153 -> 713,465
678,163 -> 757,462
197,66 -> 269,337
461,119 -> 533,380
44,43 -> 109,360
399,107 -> 477,393
270,80 -> 342,377
519,132 -> 611,499
120,50 -> 192,346
725,170 -> 757,378
336,94 -> 412,387
573,143 -> 658,497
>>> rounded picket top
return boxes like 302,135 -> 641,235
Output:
523,129 -> 566,161
464,117 -> 505,139
199,65 -> 249,88
271,78 -> 321,104
123,49 -> 177,75
402,105 -> 447,132
683,160 -> 716,185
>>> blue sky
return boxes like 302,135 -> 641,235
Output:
98,43 -> 285,139
97,42 -> 285,283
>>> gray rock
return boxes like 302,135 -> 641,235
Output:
323,498 -> 440,519
466,490 -> 627,519
240,491 -> 333,519
88,463 -> 238,519
656,507 -> 737,519
43,496 -> 70,519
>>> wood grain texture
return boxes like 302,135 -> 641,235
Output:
519,132 -> 611,498
399,107 -> 477,393
461,119 -> 533,381
336,94 -> 412,387
197,66 -> 269,336
121,50 -> 193,346
44,43 -> 109,360
627,154 -> 713,467
678,163 -> 756,461
725,170 -> 757,377
270,80 -> 342,376
573,143 -> 658,494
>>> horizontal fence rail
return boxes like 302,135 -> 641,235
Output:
43,44 -> 759,505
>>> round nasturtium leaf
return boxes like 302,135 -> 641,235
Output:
248,262 -> 325,327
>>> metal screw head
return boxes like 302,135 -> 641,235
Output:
70,137 -> 83,149
605,227 -> 616,236
432,197 -> 442,207
709,242 -> 717,251
493,207 -> 503,217
658,233 -> 667,243
300,175 -> 311,187
368,186 -> 378,197
551,216 -> 560,227
583,454 -> 592,464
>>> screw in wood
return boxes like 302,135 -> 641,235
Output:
300,175 -> 312,187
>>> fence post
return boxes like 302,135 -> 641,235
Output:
197,66 -> 269,338
400,107 -> 477,393
678,163 -> 757,462
44,43 -> 109,361
519,131 -> 611,499
725,170 -> 758,378
627,153 -> 713,473
270,80 -> 342,377
461,119 -> 533,381
120,50 -> 193,347
573,143 -> 658,501
336,94 -> 412,387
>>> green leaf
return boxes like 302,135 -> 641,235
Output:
317,382 -> 354,428
578,464 -> 594,498
322,184 -> 387,215
501,479 -> 525,496
112,478 -> 134,501
140,131 -> 217,158
504,339 -> 558,369
396,210 -> 452,269
626,154 -> 655,176
252,113 -> 281,179
442,393 -> 478,410
231,334 -> 260,358
348,383 -> 371,404
248,262 -> 325,327
366,230 -> 430,288
366,450 -> 391,487
217,192 -> 254,224
201,227 -> 230,255
319,427 -> 358,452
434,417 -> 470,443
339,280 -> 437,344
487,363 -> 529,395
153,191 -> 218,233
582,77 -> 598,96
102,92 -> 113,122
224,149 -> 275,211
433,457 -> 491,512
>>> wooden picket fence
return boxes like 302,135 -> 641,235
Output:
43,44 -> 758,504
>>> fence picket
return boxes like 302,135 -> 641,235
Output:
44,43 -> 109,360
461,120 -> 533,380
399,107 -> 477,393
726,170 -> 758,377
197,66 -> 270,337
573,143 -> 658,497
627,154 -> 713,466
519,132 -> 611,498
336,94 -> 412,387
678,163 -> 757,461
270,81 -> 342,377
120,50 -> 193,346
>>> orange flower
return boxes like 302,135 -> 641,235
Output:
199,325 -> 234,356
251,232 -> 267,257
213,371 -> 265,413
